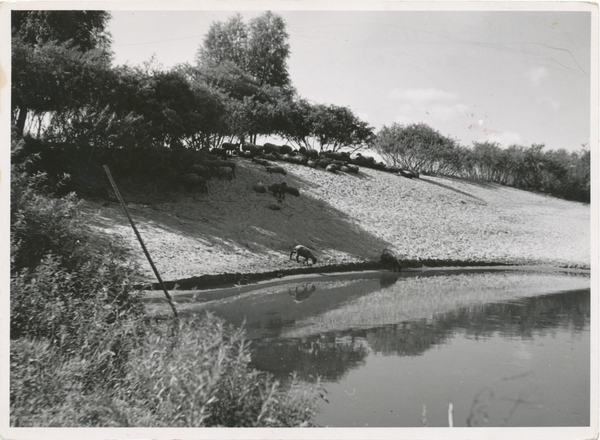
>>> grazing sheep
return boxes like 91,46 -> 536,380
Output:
316,158 -> 331,169
242,143 -> 263,156
399,169 -> 419,179
208,160 -> 236,178
266,165 -> 287,175
346,164 -> 359,174
279,145 -> 293,155
263,153 -> 277,161
326,163 -> 340,173
290,245 -> 317,265
322,151 -> 344,160
305,149 -> 319,159
252,158 -> 273,167
307,159 -> 318,168
263,143 -> 281,154
285,186 -> 300,197
181,173 -> 208,193
210,148 -> 229,159
253,181 -> 266,193
380,248 -> 402,272
221,142 -> 240,154
268,182 -> 287,201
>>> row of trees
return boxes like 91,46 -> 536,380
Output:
11,11 -> 589,202
12,11 -> 375,152
375,122 -> 590,202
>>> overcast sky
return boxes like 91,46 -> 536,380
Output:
107,6 -> 593,152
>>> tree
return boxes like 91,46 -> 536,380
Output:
246,11 -> 291,88
374,123 -> 457,173
11,10 -> 113,136
197,14 -> 248,70
309,104 -> 375,152
196,11 -> 291,89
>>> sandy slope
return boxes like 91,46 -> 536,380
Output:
81,158 -> 591,282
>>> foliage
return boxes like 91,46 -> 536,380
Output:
278,99 -> 374,152
12,10 -> 112,52
10,132 -> 324,427
246,11 -> 291,88
310,104 -> 375,152
197,11 -> 291,89
374,122 -> 460,174
11,314 -> 325,427
373,122 -> 590,202
11,11 -> 113,135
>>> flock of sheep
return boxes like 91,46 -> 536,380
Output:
179,141 -> 410,272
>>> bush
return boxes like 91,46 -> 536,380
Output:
11,315 -> 325,427
10,133 -> 325,427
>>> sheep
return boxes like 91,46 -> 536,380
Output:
285,186 -> 300,197
210,148 -> 229,159
263,153 -> 277,161
346,164 -> 359,174
253,181 -> 266,193
208,160 -> 236,178
263,143 -> 281,154
290,245 -> 317,265
399,169 -> 418,179
326,163 -> 340,173
316,158 -> 331,169
279,145 -> 293,155
305,149 -> 319,159
252,158 -> 273,167
268,182 -> 287,201
221,142 -> 240,155
266,165 -> 287,175
380,248 -> 402,272
181,173 -> 208,193
242,143 -> 263,156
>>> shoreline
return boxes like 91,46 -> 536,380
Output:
137,259 -> 591,293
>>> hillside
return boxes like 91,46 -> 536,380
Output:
80,157 -> 591,283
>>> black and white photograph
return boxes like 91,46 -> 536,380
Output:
1,1 -> 597,439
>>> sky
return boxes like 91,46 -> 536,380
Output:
106,6 -> 594,153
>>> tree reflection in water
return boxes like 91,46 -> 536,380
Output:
250,289 -> 589,381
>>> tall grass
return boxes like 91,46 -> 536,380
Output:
10,134 -> 324,427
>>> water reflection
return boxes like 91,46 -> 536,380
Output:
288,284 -> 317,303
250,289 -> 590,381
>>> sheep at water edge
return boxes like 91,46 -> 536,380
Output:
290,245 -> 317,265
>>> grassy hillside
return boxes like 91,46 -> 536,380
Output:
80,155 -> 590,282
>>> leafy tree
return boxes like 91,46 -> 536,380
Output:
197,11 -> 291,89
374,122 -> 457,173
12,10 -> 112,51
197,14 -> 248,70
246,11 -> 291,88
310,104 -> 375,152
11,11 -> 112,136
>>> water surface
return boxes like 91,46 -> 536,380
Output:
165,270 -> 591,427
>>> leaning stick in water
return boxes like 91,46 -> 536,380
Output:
103,165 -> 178,318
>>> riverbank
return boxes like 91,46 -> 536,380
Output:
81,158 -> 591,286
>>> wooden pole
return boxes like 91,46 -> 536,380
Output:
103,165 -> 178,318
